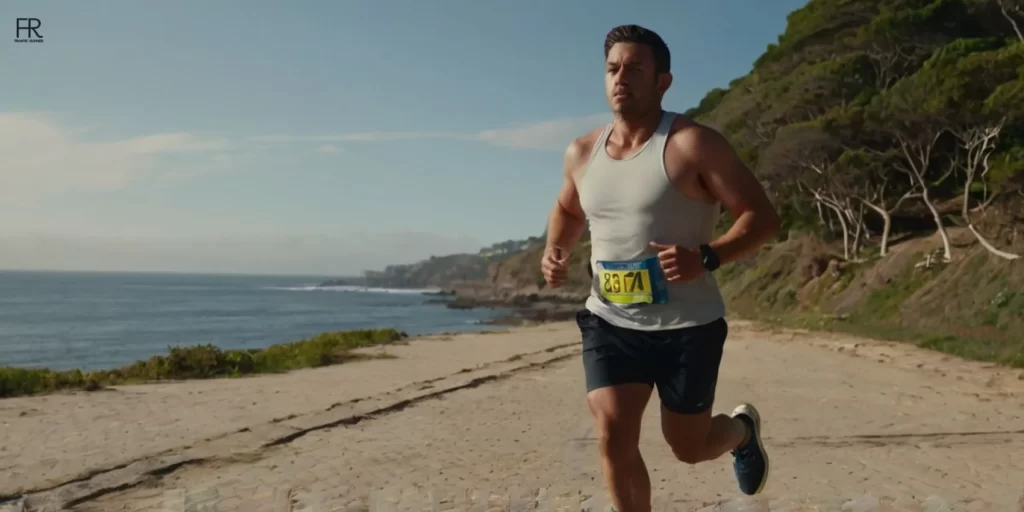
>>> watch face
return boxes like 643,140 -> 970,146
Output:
699,245 -> 718,271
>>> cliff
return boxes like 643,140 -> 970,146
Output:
320,236 -> 545,290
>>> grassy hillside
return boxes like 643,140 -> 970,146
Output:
457,0 -> 1024,367
719,223 -> 1024,367
683,0 -> 1024,365
689,0 -> 1024,262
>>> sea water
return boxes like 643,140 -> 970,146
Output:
0,270 -> 506,371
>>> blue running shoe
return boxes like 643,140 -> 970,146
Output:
731,403 -> 769,495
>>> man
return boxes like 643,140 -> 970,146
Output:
541,25 -> 780,511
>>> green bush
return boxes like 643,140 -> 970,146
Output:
0,328 -> 407,398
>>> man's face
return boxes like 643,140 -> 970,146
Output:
604,42 -> 670,117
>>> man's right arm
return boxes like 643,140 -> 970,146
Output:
544,138 -> 589,256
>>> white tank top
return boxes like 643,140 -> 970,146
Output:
577,110 -> 726,331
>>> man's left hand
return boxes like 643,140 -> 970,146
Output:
649,242 -> 704,282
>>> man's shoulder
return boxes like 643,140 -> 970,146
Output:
563,125 -> 606,168
667,115 -> 725,148
665,114 -> 733,163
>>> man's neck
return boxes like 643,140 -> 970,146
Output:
611,107 -> 664,147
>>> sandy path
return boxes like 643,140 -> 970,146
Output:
6,319 -> 1024,511
0,326 -> 574,499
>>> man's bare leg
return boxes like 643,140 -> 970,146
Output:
661,403 -> 770,495
587,383 -> 653,512
660,407 -> 746,464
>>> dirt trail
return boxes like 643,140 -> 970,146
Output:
4,319 -> 1024,511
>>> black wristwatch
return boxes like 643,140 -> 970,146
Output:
698,244 -> 720,272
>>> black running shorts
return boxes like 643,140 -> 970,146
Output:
576,308 -> 727,415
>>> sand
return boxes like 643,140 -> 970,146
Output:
2,319 -> 1024,511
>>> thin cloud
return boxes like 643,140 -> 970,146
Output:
473,113 -> 612,151
0,112 -> 233,203
316,144 -> 342,153
253,131 -> 462,143
251,113 -> 612,152
0,230 -> 485,275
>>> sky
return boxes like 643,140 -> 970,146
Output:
1,0 -> 808,276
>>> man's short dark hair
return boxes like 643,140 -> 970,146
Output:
604,24 -> 671,75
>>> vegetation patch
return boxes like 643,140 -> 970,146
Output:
0,328 -> 407,399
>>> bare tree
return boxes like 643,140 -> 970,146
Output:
760,123 -> 862,259
846,199 -> 868,257
952,123 -> 1021,260
863,41 -> 914,92
998,0 -> 1024,43
869,56 -> 961,262
858,184 -> 918,257
894,131 -> 955,262
855,8 -> 963,92
799,179 -> 854,260
941,46 -> 1024,260
840,148 -> 919,256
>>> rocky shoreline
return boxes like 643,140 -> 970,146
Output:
426,291 -> 587,327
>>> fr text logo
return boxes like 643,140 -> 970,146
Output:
15,18 -> 43,43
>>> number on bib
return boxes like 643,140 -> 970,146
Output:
595,256 -> 668,305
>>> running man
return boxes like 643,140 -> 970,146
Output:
541,25 -> 781,511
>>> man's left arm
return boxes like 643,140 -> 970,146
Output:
688,126 -> 782,266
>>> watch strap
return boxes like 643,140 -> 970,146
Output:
699,244 -> 720,272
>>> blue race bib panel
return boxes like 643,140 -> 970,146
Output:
594,256 -> 669,305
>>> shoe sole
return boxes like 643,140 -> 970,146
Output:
732,403 -> 769,495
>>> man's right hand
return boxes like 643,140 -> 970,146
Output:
541,246 -> 570,288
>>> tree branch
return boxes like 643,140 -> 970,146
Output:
1001,4 -> 1024,43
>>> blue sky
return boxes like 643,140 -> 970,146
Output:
1,0 -> 807,275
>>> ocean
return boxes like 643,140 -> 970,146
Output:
0,271 -> 508,371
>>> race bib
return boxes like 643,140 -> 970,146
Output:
594,256 -> 669,305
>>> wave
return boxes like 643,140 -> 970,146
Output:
265,285 -> 443,295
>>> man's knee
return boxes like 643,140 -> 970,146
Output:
669,443 -> 707,465
660,404 -> 714,465
586,387 -> 648,459
593,417 -> 641,458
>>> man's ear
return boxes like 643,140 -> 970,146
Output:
658,72 -> 673,94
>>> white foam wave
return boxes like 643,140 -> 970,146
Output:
266,285 -> 443,295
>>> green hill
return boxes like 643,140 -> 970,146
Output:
692,0 -> 1024,263
353,0 -> 1024,365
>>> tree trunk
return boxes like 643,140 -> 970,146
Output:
966,224 -> 1021,260
856,175 -> 918,258
880,210 -> 892,256
851,222 -> 863,257
899,135 -> 953,262
847,203 -> 865,258
833,206 -> 851,261
920,187 -> 953,261
862,200 -> 893,257
821,200 -> 851,260
960,142 -> 1021,261
1002,5 -> 1024,43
